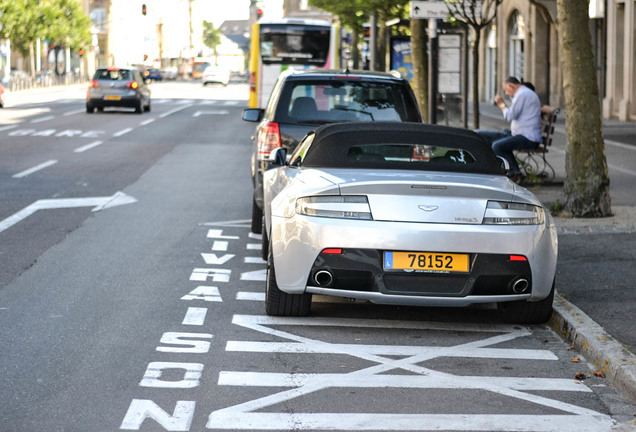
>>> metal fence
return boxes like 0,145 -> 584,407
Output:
2,71 -> 88,92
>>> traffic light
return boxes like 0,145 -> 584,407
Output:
256,8 -> 263,19
142,4 -> 147,15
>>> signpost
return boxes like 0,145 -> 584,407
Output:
410,1 -> 451,19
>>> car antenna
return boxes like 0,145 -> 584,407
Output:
344,67 -> 350,75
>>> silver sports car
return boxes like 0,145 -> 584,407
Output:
261,122 -> 558,324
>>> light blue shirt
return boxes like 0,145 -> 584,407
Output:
502,85 -> 542,143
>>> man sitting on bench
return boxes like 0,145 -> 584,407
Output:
476,76 -> 542,183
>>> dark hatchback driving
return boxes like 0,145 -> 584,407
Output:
242,69 -> 423,234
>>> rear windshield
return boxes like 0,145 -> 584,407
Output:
260,24 -> 330,66
276,80 -> 421,124
94,69 -> 131,80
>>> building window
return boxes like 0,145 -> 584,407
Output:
508,10 -> 525,80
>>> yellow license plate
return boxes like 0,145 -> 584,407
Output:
104,95 -> 121,101
384,251 -> 469,272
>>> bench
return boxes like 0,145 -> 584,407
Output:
516,106 -> 560,182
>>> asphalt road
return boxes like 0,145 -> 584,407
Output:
1,82 -> 635,431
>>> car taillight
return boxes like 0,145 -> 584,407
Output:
127,81 -> 139,90
88,80 -> 99,88
257,122 -> 281,159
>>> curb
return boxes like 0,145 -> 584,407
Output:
550,291 -> 636,406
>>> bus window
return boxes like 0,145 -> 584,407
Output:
260,24 -> 330,66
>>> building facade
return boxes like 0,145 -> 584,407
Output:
481,0 -> 635,122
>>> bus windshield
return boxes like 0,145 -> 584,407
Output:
259,23 -> 330,66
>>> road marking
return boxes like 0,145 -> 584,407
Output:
140,118 -> 155,126
12,159 -> 57,178
74,140 -> 104,153
31,115 -> 55,123
246,243 -> 260,250
114,127 -> 133,137
182,307 -> 208,326
236,292 -> 265,301
159,104 -> 194,118
205,314 -> 613,431
63,109 -> 86,117
0,125 -> 19,132
240,269 -> 266,281
193,110 -> 230,117
201,219 -> 251,228
0,191 -> 137,234
244,257 -> 265,264
223,101 -> 239,106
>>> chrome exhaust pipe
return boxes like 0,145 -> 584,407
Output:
314,270 -> 334,287
511,278 -> 529,294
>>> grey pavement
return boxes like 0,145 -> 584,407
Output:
477,102 -> 636,410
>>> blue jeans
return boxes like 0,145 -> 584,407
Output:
476,130 -> 539,175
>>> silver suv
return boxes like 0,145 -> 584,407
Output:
242,68 -> 423,234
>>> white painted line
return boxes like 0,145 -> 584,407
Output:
113,127 -> 133,137
244,257 -> 265,264
192,110 -> 229,117
63,109 -> 86,117
207,412 -> 614,431
240,269 -> 266,281
248,232 -> 262,240
31,115 -> 55,123
182,307 -> 208,326
0,125 -> 19,132
159,104 -> 194,118
0,191 -> 136,234
223,101 -> 239,105
211,241 -> 229,251
74,140 -> 104,153
246,243 -> 260,250
199,100 -> 218,105
236,292 -> 265,301
219,371 -> 591,392
12,160 -> 58,178
140,118 -> 155,126
201,219 -> 250,228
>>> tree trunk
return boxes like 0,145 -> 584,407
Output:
557,0 -> 611,217
410,19 -> 428,122
471,30 -> 481,129
377,10 -> 387,71
351,31 -> 360,69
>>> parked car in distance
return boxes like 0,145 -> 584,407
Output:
144,68 -> 162,81
242,68 -> 422,234
261,122 -> 558,324
202,65 -> 230,86
86,67 -> 151,114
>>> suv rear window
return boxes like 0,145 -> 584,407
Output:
275,80 -> 420,124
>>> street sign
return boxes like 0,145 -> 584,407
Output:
410,1 -> 451,19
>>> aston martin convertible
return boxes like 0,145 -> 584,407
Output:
261,122 -> 558,324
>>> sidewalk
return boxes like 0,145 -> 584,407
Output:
477,102 -> 636,408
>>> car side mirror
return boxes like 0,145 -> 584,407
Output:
268,147 -> 287,166
242,108 -> 264,122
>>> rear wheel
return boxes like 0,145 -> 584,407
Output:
251,195 -> 263,234
86,104 -> 94,113
265,245 -> 311,317
134,101 -> 143,114
261,227 -> 269,261
144,100 -> 151,112
498,281 -> 555,324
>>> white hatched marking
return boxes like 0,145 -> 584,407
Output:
239,269 -> 266,281
207,314 -> 612,431
0,125 -> 18,132
159,104 -> 194,118
211,241 -> 229,251
246,243 -> 260,250
248,232 -> 261,240
182,307 -> 208,325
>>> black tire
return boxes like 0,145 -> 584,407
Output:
134,101 -> 143,114
86,104 -> 94,113
265,245 -> 311,317
251,196 -> 263,234
144,100 -> 151,112
261,227 -> 269,262
498,281 -> 555,324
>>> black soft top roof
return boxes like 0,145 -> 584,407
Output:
300,122 -> 504,175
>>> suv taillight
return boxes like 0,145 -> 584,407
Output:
88,80 -> 99,88
127,81 -> 139,90
257,122 -> 281,159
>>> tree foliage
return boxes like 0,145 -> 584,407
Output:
556,0 -> 611,217
444,0 -> 502,129
0,0 -> 91,56
202,20 -> 223,58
